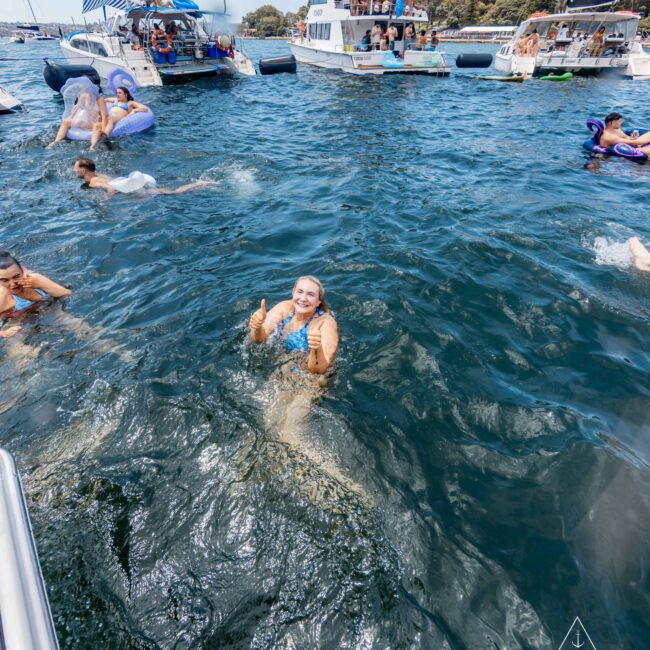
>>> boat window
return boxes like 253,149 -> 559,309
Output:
311,0 -> 328,4
89,41 -> 108,56
71,37 -> 89,51
323,23 -> 331,40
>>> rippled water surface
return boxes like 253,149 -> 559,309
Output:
1,39 -> 649,649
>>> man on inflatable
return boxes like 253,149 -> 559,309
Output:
600,112 -> 650,152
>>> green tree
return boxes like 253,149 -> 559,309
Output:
242,4 -> 288,37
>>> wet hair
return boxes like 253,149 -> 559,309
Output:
605,112 -> 622,124
76,157 -> 96,172
117,86 -> 134,102
293,275 -> 330,313
0,251 -> 22,272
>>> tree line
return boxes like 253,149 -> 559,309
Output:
241,1 -> 650,37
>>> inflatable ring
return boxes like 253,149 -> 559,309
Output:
66,104 -> 155,141
107,68 -> 138,97
108,171 -> 156,194
583,118 -> 648,163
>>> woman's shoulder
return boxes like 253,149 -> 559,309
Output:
314,310 -> 337,327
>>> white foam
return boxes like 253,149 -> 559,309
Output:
591,237 -> 633,269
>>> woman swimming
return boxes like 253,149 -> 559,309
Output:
0,251 -> 71,338
249,276 -> 339,374
101,87 -> 149,138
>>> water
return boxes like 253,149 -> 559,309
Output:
1,39 -> 649,649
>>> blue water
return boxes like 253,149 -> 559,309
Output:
1,39 -> 649,649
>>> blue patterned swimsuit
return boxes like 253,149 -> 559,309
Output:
274,307 -> 324,352
1,289 -> 47,319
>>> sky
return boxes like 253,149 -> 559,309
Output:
1,0 -> 300,23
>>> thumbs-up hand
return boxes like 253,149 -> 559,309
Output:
307,318 -> 325,352
249,299 -> 267,331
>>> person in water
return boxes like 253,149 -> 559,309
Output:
101,87 -> 149,138
599,112 -> 650,151
249,276 -> 339,375
73,157 -> 211,195
0,251 -> 71,338
629,237 -> 650,272
47,90 -> 106,151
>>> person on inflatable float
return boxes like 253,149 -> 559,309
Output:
0,251 -> 71,339
101,87 -> 149,138
48,90 -> 106,151
73,157 -> 213,195
600,112 -> 650,152
249,276 -> 339,375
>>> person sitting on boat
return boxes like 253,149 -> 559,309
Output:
629,237 -> 650,272
588,25 -> 605,56
525,29 -> 540,56
249,276 -> 339,375
73,157 -> 213,195
166,21 -> 178,41
599,112 -> 650,151
0,251 -> 70,338
101,87 -> 149,138
47,90 -> 105,151
129,23 -> 143,49
372,0 -> 381,14
152,23 -> 173,54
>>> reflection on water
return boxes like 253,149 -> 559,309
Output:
1,39 -> 649,648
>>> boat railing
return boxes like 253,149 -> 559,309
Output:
344,1 -> 428,19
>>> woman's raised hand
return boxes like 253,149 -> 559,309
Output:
307,318 -> 325,352
249,299 -> 267,331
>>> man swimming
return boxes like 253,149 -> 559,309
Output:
73,158 -> 213,195
599,113 -> 650,151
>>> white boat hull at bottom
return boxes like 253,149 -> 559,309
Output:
289,42 -> 450,76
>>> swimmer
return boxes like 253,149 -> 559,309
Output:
47,90 -> 106,151
249,275 -> 339,375
101,87 -> 149,138
73,157 -> 213,195
629,237 -> 650,271
0,251 -> 71,339
600,112 -> 650,151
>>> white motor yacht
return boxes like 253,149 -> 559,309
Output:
495,9 -> 650,79
10,24 -> 57,43
289,0 -> 450,76
60,0 -> 255,87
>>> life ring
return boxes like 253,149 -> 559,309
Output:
583,118 -> 648,163
66,104 -> 155,141
152,30 -> 172,54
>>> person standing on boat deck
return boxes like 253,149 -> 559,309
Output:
429,29 -> 439,50
249,276 -> 339,375
387,24 -> 398,52
361,30 -> 371,51
0,251 -> 71,338
372,0 -> 381,14
525,29 -> 540,56
588,25 -> 605,56
415,29 -> 427,50
371,23 -> 382,49
380,27 -> 389,51
297,17 -> 305,43
381,0 -> 391,15
404,23 -> 415,50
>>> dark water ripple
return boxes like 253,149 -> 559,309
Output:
1,39 -> 649,648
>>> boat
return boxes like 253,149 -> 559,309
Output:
478,74 -> 525,82
0,449 -> 58,650
495,4 -> 650,79
288,0 -> 450,76
10,24 -> 57,44
60,0 -> 255,87
0,87 -> 26,114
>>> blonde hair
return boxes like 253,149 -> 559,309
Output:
293,275 -> 329,313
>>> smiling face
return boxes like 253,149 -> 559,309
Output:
0,264 -> 24,292
292,278 -> 321,316
116,88 -> 127,103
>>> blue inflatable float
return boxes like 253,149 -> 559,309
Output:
583,118 -> 648,163
61,70 -> 154,142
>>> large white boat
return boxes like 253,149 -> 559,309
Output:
495,9 -> 650,79
289,0 -> 450,76
60,0 -> 255,87
10,24 -> 58,43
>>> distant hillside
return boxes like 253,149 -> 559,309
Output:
0,22 -> 99,39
